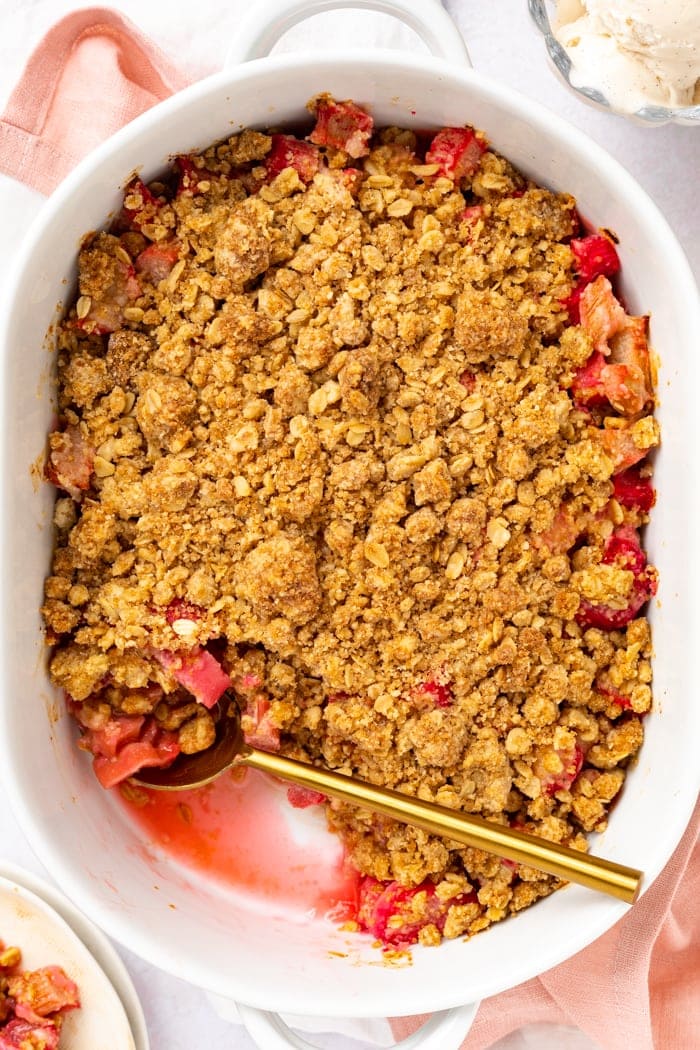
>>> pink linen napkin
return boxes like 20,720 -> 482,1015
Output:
0,7 -> 192,195
1,10 -> 698,1048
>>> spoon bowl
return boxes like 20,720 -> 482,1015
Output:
136,699 -> 247,790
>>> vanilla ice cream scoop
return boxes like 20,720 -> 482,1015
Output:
555,0 -> 700,113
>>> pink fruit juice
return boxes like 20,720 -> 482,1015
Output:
121,767 -> 359,920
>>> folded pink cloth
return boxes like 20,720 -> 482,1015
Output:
0,7 -> 191,195
1,11 -> 698,1048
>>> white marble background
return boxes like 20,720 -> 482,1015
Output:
0,1 -> 697,1047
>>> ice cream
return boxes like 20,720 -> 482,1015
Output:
554,0 -> 700,113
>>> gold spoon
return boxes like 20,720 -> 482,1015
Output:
135,704 -> 642,904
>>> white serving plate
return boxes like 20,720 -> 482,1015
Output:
0,863 -> 148,1050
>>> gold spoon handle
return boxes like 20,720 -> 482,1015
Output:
241,744 -> 642,903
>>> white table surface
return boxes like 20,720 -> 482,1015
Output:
0,2 -> 697,1048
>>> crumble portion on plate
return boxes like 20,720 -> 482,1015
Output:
0,940 -> 80,1048
42,96 -> 657,948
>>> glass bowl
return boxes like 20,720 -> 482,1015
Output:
528,0 -> 700,126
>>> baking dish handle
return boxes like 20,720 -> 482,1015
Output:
234,1000 -> 480,1050
225,0 -> 471,68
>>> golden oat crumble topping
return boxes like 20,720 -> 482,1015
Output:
42,98 -> 657,949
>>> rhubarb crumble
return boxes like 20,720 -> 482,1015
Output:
42,96 -> 658,949
0,940 -> 80,1049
